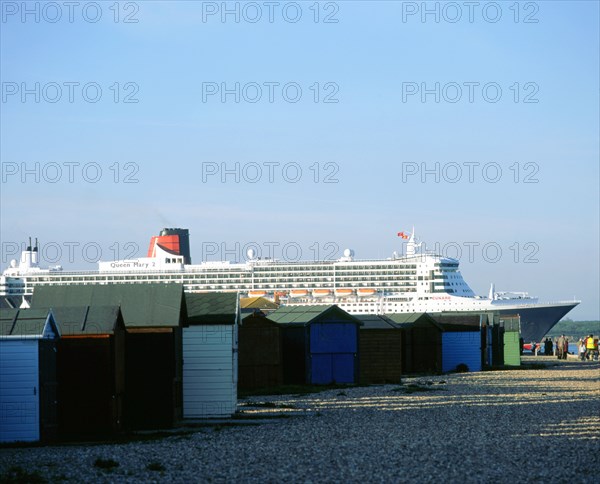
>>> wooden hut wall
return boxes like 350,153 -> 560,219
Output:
183,324 -> 237,418
183,292 -> 239,419
238,316 -> 282,390
38,339 -> 59,441
124,329 -> 181,429
0,341 -> 58,443
500,315 -> 521,366
56,310 -> 126,438
491,324 -> 505,367
281,327 -> 306,385
57,333 -> 125,437
503,331 -> 521,366
401,326 -> 442,374
0,340 -> 42,443
359,329 -> 402,384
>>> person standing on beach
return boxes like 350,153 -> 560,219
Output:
545,338 -> 553,356
586,335 -> 595,360
562,337 -> 569,359
557,335 -> 564,359
579,339 -> 586,361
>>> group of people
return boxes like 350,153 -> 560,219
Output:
541,337 -> 556,357
578,335 -> 599,361
536,335 -> 599,361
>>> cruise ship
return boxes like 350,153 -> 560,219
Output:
1,228 -> 579,342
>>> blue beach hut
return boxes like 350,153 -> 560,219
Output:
268,305 -> 360,385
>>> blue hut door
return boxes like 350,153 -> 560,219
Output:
311,354 -> 355,384
309,323 -> 357,384
333,354 -> 355,382
311,355 -> 332,384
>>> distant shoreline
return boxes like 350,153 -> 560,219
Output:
545,320 -> 599,339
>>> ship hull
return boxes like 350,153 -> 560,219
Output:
497,303 -> 579,343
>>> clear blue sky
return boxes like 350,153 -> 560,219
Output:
1,1 -> 598,320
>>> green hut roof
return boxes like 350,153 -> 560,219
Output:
0,308 -> 58,338
384,312 -> 442,329
267,305 -> 361,326
355,314 -> 398,329
31,284 -> 185,328
47,306 -> 123,335
185,292 -> 238,325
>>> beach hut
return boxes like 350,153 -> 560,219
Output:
500,314 -> 521,366
183,292 -> 239,418
356,315 -> 403,384
432,314 -> 483,373
32,284 -> 187,430
386,313 -> 443,375
268,305 -> 360,385
52,306 -> 125,438
118,285 -> 186,430
0,308 -> 59,443
238,312 -> 283,390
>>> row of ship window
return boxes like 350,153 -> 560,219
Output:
253,265 -> 418,271
32,271 -> 421,283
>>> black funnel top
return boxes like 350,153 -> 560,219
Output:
160,228 -> 191,265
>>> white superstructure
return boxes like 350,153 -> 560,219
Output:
1,228 -> 579,342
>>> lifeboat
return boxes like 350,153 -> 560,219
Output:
335,288 -> 354,297
312,289 -> 331,297
290,289 -> 309,298
357,288 -> 377,297
248,290 -> 267,298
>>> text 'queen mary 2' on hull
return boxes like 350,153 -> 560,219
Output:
1,228 -> 580,343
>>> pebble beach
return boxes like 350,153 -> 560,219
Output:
2,357 -> 599,483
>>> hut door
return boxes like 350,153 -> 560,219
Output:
310,323 -> 357,384
311,354 -> 332,384
332,354 -> 355,383
0,340 -> 40,443
310,354 -> 355,384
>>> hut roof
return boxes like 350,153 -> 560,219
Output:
0,296 -> 21,310
31,284 -> 185,328
49,306 -> 123,335
240,297 -> 279,310
185,292 -> 238,325
355,314 -> 399,329
0,308 -> 58,339
268,305 -> 361,326
385,312 -> 442,329
241,310 -> 269,321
